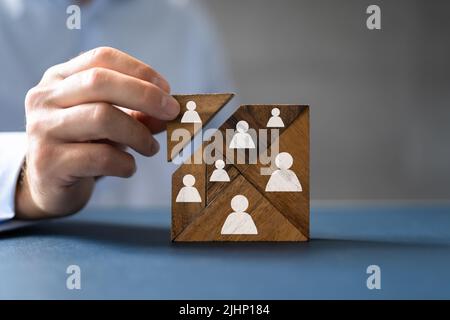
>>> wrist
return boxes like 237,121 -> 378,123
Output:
14,161 -> 46,220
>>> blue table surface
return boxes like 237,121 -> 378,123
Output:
1,204 -> 449,299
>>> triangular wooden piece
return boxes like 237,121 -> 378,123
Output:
206,161 -> 240,205
174,174 -> 307,242
200,105 -> 305,165
201,105 -> 310,238
234,108 -> 310,238
171,148 -> 206,239
219,105 -> 304,153
167,93 -> 234,161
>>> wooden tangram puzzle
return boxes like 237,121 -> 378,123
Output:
167,94 -> 309,242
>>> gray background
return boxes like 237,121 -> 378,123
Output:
202,0 -> 450,200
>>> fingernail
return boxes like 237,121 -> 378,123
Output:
161,94 -> 180,119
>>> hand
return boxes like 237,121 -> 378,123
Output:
16,47 -> 180,219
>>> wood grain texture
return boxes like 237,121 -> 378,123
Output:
171,147 -> 206,239
216,105 -> 304,164
234,107 -> 310,238
167,93 -> 234,161
170,103 -> 310,242
206,162 -> 240,205
174,174 -> 307,242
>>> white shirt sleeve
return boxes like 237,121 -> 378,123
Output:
0,132 -> 27,225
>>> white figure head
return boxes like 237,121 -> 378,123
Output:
275,152 -> 294,170
215,159 -> 225,170
186,100 -> 197,111
236,120 -> 249,133
271,108 -> 280,117
183,174 -> 196,187
231,195 -> 249,213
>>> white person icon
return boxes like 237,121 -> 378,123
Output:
265,152 -> 302,192
229,120 -> 256,149
266,107 -> 284,128
209,160 -> 230,182
221,195 -> 258,235
176,174 -> 202,202
181,100 -> 202,123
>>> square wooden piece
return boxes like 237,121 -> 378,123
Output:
169,94 -> 309,242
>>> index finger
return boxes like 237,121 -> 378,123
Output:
49,47 -> 171,94
51,68 -> 180,120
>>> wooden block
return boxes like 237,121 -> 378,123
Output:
167,93 -> 234,161
206,161 -> 240,205
224,104 -> 303,137
234,108 -> 310,238
174,174 -> 307,242
169,99 -> 310,242
171,148 -> 206,239
215,105 -> 304,164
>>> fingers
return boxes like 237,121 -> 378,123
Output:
47,47 -> 171,93
137,115 -> 167,135
40,103 -> 160,156
21,47 -> 174,219
55,143 -> 137,179
124,109 -> 168,134
50,67 -> 180,120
